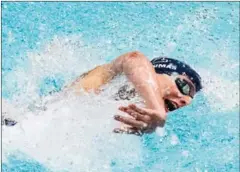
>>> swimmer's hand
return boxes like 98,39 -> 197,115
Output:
113,104 -> 166,136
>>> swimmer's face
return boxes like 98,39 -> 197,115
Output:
156,74 -> 196,112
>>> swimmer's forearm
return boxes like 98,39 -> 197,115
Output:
111,51 -> 166,116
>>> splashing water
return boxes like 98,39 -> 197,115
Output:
2,2 -> 239,172
3,91 -> 143,171
2,35 -> 144,171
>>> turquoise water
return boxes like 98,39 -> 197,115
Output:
2,2 -> 239,172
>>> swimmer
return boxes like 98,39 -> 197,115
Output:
67,51 -> 203,135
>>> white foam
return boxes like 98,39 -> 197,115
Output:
4,35 -> 105,107
199,69 -> 239,112
2,36 -> 143,171
181,150 -> 189,157
170,134 -> 179,145
3,92 -> 143,171
156,127 -> 166,137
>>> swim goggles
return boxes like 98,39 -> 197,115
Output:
175,77 -> 195,98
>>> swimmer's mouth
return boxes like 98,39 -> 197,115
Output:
165,99 -> 178,112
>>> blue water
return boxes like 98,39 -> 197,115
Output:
2,2 -> 239,172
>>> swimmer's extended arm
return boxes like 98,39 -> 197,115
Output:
68,64 -> 116,93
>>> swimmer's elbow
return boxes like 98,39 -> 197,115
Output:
123,51 -> 148,67
111,51 -> 148,74
127,51 -> 146,60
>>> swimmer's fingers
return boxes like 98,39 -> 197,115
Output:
119,106 -> 137,118
114,115 -> 147,130
128,104 -> 164,122
128,104 -> 155,116
113,127 -> 143,136
119,106 -> 149,122
120,104 -> 145,114
118,104 -> 166,130
127,104 -> 166,127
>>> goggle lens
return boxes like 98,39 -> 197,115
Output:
175,78 -> 192,98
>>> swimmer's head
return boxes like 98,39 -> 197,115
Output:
151,57 -> 203,112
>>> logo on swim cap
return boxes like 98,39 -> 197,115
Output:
151,57 -> 203,92
153,63 -> 177,70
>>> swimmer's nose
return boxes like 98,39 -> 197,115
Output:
180,99 -> 187,106
177,96 -> 191,107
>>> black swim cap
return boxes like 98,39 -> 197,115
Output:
151,57 -> 203,92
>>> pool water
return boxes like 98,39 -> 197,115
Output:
2,2 -> 239,172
